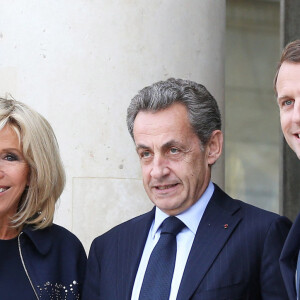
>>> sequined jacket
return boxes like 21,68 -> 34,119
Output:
18,224 -> 87,300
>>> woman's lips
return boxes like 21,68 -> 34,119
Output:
0,187 -> 9,193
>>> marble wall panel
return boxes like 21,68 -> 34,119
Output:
72,177 -> 153,252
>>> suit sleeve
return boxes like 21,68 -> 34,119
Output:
260,216 -> 291,300
82,239 -> 101,300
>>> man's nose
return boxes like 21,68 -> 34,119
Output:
150,155 -> 170,179
292,99 -> 300,124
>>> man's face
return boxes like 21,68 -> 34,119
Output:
276,62 -> 300,159
133,103 -> 220,216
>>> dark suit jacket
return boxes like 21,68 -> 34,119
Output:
280,212 -> 300,300
83,185 -> 291,300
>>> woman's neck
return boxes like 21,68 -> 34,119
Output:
0,217 -> 20,240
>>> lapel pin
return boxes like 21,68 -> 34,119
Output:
223,224 -> 228,229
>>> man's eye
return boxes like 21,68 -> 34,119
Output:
141,151 -> 151,158
170,148 -> 179,154
283,99 -> 294,106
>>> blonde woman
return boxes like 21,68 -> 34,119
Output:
0,98 -> 86,299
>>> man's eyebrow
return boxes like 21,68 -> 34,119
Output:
277,95 -> 290,101
161,140 -> 187,151
162,140 -> 181,148
136,144 -> 149,151
135,140 -> 183,151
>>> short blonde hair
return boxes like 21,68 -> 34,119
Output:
0,98 -> 65,229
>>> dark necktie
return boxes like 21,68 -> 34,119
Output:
139,216 -> 185,300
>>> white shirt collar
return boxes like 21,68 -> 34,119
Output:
151,181 -> 215,238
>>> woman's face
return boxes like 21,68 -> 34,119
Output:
0,125 -> 29,219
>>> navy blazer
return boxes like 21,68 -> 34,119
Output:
17,223 -> 87,299
83,185 -> 291,300
280,212 -> 300,300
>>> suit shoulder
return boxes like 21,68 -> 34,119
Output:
46,223 -> 85,248
235,199 -> 276,216
231,199 -> 292,235
283,211 -> 300,239
236,199 -> 285,218
215,184 -> 286,214
213,185 -> 291,228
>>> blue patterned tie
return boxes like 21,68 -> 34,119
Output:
139,217 -> 185,300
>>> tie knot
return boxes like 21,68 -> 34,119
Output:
160,217 -> 185,236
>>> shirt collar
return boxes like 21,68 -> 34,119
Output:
151,181 -> 214,238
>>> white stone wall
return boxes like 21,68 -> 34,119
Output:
0,1 -> 225,252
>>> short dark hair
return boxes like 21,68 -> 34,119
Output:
274,39 -> 300,94
127,78 -> 221,146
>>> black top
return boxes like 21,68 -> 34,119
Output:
0,237 -> 35,300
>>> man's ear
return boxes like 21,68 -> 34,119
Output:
206,130 -> 223,165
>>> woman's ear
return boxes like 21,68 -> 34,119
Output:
206,130 -> 223,165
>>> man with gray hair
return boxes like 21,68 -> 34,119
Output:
83,78 -> 290,300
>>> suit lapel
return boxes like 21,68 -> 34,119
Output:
177,186 -> 242,300
279,213 -> 300,300
116,208 -> 155,300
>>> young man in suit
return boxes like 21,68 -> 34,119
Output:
275,40 -> 300,300
83,78 -> 290,299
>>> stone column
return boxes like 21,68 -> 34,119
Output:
279,0 -> 300,220
0,1 -> 226,250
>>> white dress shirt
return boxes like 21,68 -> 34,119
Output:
131,181 -> 214,300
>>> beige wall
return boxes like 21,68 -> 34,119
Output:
0,1 -> 226,252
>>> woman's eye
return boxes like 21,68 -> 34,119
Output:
4,154 -> 18,161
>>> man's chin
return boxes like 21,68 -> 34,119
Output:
154,200 -> 189,216
286,139 -> 300,160
291,146 -> 300,160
